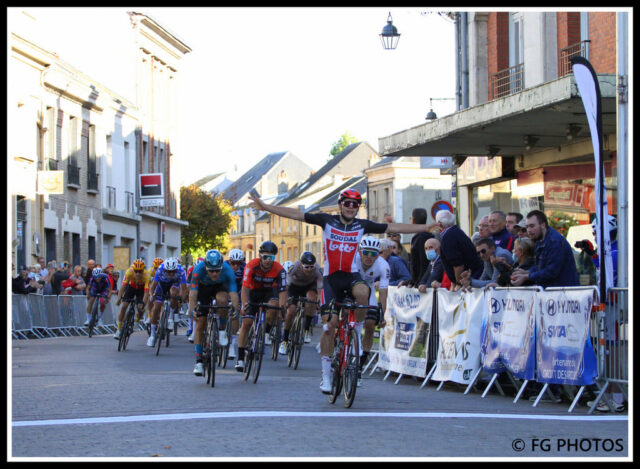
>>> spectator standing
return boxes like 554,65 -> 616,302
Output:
471,216 -> 491,243
511,210 -> 579,287
514,218 -> 529,238
379,238 -> 411,286
489,210 -> 515,252
105,263 -> 118,295
408,208 -> 435,287
12,264 -> 41,294
69,265 -> 87,295
83,259 -> 96,289
385,230 -> 410,266
42,260 -> 56,295
51,261 -> 71,295
470,238 -> 514,288
417,238 -> 444,292
436,210 -> 484,291
506,212 -> 524,238
488,237 -> 535,287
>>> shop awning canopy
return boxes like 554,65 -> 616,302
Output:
378,74 -> 618,159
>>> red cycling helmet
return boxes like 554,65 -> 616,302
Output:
338,189 -> 362,204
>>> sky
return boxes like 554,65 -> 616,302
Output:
10,7 -> 457,185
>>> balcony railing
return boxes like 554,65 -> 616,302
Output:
490,63 -> 524,100
67,163 -> 80,186
87,172 -> 99,192
47,158 -> 59,170
559,40 -> 590,77
125,191 -> 135,213
107,186 -> 116,208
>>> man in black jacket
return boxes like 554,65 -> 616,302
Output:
408,208 -> 434,287
51,261 -> 70,295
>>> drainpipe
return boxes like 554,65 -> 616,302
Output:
460,12 -> 469,110
135,126 -> 142,262
454,13 -> 461,110
616,12 -> 628,288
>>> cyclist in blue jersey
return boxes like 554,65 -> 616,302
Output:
147,258 -> 188,347
189,249 -> 240,376
85,267 -> 111,326
223,248 -> 246,358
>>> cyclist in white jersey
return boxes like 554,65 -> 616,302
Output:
249,188 -> 438,394
354,236 -> 389,387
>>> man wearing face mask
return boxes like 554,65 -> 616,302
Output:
417,238 -> 445,293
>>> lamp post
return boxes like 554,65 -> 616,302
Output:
425,97 -> 456,120
379,12 -> 401,50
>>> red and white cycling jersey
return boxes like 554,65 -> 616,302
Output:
304,212 -> 387,275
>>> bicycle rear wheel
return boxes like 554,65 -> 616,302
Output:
219,317 -> 232,368
271,318 -> 282,361
328,336 -> 343,404
243,324 -> 255,381
292,316 -> 305,370
118,304 -> 134,351
287,316 -> 298,368
88,301 -> 99,338
343,328 -> 359,408
252,322 -> 265,383
155,306 -> 167,356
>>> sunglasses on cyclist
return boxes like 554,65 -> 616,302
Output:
133,269 -> 144,273
229,261 -> 242,266
261,254 -> 276,262
302,264 -> 315,270
206,268 -> 222,273
341,200 -> 360,209
362,249 -> 379,257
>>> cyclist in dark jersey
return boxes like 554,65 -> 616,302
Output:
224,248 -> 246,359
249,188 -> 438,394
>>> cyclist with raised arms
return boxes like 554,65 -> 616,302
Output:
249,188 -> 437,393
114,259 -> 150,340
354,236 -> 389,387
280,251 -> 323,355
190,249 -> 240,376
85,267 -> 111,327
236,241 -> 288,372
223,249 -> 246,358
147,258 -> 188,347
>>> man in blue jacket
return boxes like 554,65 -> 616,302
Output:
511,210 -> 579,287
379,238 -> 411,286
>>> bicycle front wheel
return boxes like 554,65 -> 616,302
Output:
342,328 -> 360,408
88,301 -> 99,338
208,318 -> 218,388
292,317 -> 305,370
271,318 -> 282,361
243,324 -> 255,381
155,307 -> 167,356
328,335 -> 343,404
252,322 -> 265,383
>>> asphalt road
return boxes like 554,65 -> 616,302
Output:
10,325 -> 629,460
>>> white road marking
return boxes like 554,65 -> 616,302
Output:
12,411 -> 628,427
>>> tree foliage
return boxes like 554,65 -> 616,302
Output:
180,184 -> 235,259
329,131 -> 358,160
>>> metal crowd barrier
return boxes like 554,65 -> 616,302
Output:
11,293 -> 119,339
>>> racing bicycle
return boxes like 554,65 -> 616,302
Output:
244,303 -> 283,384
287,297 -> 319,369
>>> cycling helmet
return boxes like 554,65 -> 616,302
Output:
196,257 -> 205,265
204,249 -> 223,270
359,235 -> 381,252
228,248 -> 245,262
300,251 -> 316,265
163,258 -> 178,271
92,267 -> 103,278
132,259 -> 145,271
153,257 -> 163,269
591,214 -> 617,234
338,188 -> 362,204
259,240 -> 278,255
282,261 -> 294,273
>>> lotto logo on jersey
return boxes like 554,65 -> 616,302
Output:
328,241 -> 356,253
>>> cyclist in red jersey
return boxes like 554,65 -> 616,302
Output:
235,240 -> 288,372
250,188 -> 438,394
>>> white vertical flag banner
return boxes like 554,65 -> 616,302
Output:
379,286 -> 433,378
433,289 -> 485,384
571,56 -> 614,295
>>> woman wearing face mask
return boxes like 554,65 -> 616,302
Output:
417,238 -> 448,293
490,237 -> 536,287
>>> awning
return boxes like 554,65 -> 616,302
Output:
378,74 -> 618,158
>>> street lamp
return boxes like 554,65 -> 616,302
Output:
425,97 -> 456,120
380,12 -> 401,50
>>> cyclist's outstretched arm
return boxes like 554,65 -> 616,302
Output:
250,193 -> 305,221
385,222 -> 439,234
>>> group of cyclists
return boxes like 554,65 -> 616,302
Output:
94,188 -> 435,396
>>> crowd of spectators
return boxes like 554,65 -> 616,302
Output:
11,257 -> 120,297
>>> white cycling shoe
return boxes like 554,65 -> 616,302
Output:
219,331 -> 228,347
188,331 -> 195,343
264,334 -> 272,346
114,329 -> 122,340
167,318 -> 174,330
193,362 -> 204,376
235,360 -> 244,372
278,341 -> 288,355
147,335 -> 155,347
304,330 -> 311,343
320,374 -> 332,394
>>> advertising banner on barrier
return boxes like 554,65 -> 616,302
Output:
536,289 -> 598,385
433,289 -> 484,384
378,286 -> 433,378
481,288 -> 536,380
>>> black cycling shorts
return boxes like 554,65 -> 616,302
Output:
246,288 -> 279,316
320,271 -> 367,315
287,282 -> 317,301
195,283 -> 229,317
123,285 -> 145,304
